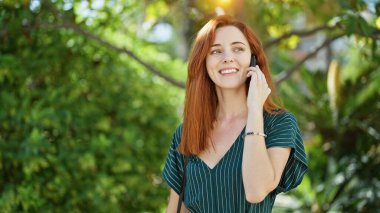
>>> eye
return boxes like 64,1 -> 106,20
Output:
233,47 -> 245,52
210,49 -> 222,54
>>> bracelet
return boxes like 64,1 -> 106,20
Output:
244,131 -> 267,138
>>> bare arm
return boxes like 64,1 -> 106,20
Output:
242,111 -> 291,203
243,66 -> 291,203
166,189 -> 189,213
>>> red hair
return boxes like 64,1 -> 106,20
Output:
179,15 -> 282,156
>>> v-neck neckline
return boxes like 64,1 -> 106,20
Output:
196,125 -> 246,171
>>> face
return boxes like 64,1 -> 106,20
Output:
206,25 -> 251,90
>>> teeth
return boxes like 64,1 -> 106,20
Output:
220,69 -> 237,74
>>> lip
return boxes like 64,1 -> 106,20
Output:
219,67 -> 239,71
219,67 -> 239,74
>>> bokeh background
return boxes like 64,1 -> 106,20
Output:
1,0 -> 379,212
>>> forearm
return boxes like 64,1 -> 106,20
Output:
166,189 -> 190,213
242,110 -> 276,203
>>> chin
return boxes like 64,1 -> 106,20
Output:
215,82 -> 246,90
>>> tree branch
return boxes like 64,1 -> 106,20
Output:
54,23 -> 378,89
264,24 -> 337,49
274,34 -> 345,85
355,29 -> 380,40
38,22 -> 186,89
30,1 -> 380,89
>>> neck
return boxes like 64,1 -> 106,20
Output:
215,86 -> 248,122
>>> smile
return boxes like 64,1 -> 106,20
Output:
219,68 -> 239,75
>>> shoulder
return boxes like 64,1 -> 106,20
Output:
264,109 -> 298,130
170,123 -> 183,148
174,123 -> 183,136
264,110 -> 303,148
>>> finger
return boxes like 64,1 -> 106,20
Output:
257,72 -> 263,81
251,70 -> 259,81
247,69 -> 254,76
253,65 -> 260,72
253,65 -> 263,74
255,67 -> 263,77
247,70 -> 255,77
252,66 -> 262,81
259,71 -> 267,83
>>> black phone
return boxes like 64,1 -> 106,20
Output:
250,54 -> 257,67
247,55 -> 257,83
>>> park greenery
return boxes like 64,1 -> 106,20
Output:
0,0 -> 379,212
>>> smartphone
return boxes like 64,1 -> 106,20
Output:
247,55 -> 257,83
250,54 -> 257,67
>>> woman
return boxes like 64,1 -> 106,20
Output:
162,15 -> 308,212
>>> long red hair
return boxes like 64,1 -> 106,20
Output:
179,15 -> 282,156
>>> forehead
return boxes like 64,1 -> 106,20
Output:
213,26 -> 249,44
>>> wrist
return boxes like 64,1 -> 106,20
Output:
247,109 -> 263,119
248,106 -> 263,114
244,131 -> 267,138
246,112 -> 264,133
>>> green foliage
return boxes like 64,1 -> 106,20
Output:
1,0 -> 379,212
278,47 -> 380,212
0,1 -> 183,212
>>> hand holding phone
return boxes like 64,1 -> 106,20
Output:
246,54 -> 271,110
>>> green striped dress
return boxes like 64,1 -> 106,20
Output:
162,111 -> 308,212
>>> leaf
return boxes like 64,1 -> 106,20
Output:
376,2 -> 380,16
358,16 -> 374,37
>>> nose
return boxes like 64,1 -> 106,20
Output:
223,58 -> 233,63
223,53 -> 234,63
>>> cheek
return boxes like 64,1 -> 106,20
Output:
205,57 -> 213,74
242,53 -> 251,68
205,59 -> 218,81
206,56 -> 218,72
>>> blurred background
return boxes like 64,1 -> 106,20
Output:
0,0 -> 379,212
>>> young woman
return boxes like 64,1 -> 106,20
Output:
163,15 -> 308,212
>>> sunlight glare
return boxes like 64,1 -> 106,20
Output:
217,0 -> 232,7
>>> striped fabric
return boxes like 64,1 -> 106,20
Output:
162,111 -> 308,213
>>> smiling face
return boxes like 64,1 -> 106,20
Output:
206,25 -> 251,90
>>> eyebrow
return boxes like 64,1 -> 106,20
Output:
211,41 -> 247,47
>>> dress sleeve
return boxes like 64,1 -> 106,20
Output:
265,112 -> 308,194
162,124 -> 185,195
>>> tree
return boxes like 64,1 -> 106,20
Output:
1,0 -> 184,211
0,0 -> 379,212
